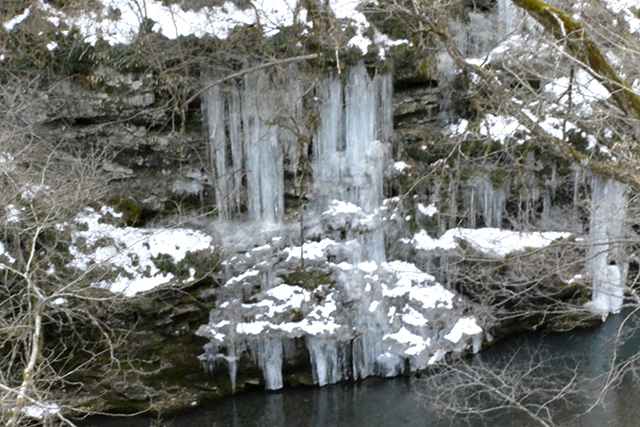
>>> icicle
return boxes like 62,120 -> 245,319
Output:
471,333 -> 483,354
542,191 -> 552,225
307,337 -> 347,386
352,332 -> 380,380
345,64 -> 379,212
374,73 -> 394,143
242,71 -> 285,223
227,343 -> 238,393
228,81 -> 244,215
448,167 -> 459,229
203,84 -> 232,219
313,75 -> 344,203
467,186 -> 476,228
375,352 -> 404,377
465,175 -> 507,228
251,339 -> 284,390
280,68 -> 306,185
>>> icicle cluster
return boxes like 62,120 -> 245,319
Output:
313,65 -> 391,262
203,63 -> 390,230
462,174 -> 508,228
202,66 -> 305,222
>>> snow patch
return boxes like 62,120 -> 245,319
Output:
444,317 -> 482,343
393,161 -> 411,172
384,327 -> 430,356
283,239 -> 336,262
417,203 -> 437,217
3,8 -> 30,31
323,200 -> 363,216
21,403 -> 60,420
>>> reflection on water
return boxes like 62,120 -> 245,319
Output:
85,378 -> 439,427
83,312 -> 640,427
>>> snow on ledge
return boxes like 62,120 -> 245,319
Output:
405,228 -> 571,258
417,202 -> 437,217
3,8 -> 30,31
323,200 -> 363,216
69,206 -> 213,296
1,0 -> 395,51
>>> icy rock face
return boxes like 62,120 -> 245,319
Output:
585,177 -> 628,317
196,240 -> 484,390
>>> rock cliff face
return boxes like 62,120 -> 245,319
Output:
1,0 -> 629,418
56,60 -> 577,414
35,64 -> 206,215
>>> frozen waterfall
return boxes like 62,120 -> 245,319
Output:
250,339 -> 284,390
497,0 -> 517,34
203,63 -> 389,233
200,63 -> 399,390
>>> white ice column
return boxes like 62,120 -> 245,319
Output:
586,177 -> 628,315
345,64 -> 383,213
243,71 -> 285,223
204,85 -> 232,219
313,64 -> 391,214
313,75 -> 346,202
312,65 -> 392,263
374,73 -> 394,143
352,331 -> 382,380
228,81 -> 244,215
280,70 -> 305,183
498,0 -> 517,34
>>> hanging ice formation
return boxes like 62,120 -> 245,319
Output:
203,63 -> 389,230
448,0 -> 520,60
202,67 -> 305,222
197,260 -> 484,391
585,177 -> 628,317
197,64 -> 485,391
313,64 -> 391,262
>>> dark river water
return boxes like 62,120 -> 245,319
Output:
82,311 -> 640,427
